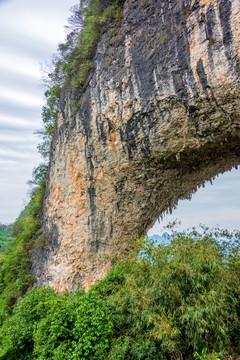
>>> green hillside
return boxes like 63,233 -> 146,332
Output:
0,224 -> 13,254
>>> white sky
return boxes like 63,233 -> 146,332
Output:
148,168 -> 240,235
0,0 -> 239,231
0,0 -> 77,223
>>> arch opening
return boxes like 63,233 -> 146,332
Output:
147,167 -> 240,237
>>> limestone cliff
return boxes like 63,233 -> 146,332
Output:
32,0 -> 240,291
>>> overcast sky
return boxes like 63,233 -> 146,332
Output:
0,0 -> 77,223
148,168 -> 240,235
0,0 -> 239,232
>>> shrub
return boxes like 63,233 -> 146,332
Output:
104,230 -> 240,359
0,228 -> 239,359
0,287 -> 113,360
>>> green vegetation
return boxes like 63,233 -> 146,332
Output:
40,0 -> 125,160
0,224 -> 13,254
0,229 -> 239,359
50,0 -> 124,91
0,287 -> 113,360
0,165 -> 47,322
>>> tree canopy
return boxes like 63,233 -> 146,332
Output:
0,229 -> 239,359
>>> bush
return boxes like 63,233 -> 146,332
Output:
0,287 -> 113,360
0,229 -> 239,359
103,230 -> 240,359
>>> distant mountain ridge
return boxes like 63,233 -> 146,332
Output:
148,232 -> 171,244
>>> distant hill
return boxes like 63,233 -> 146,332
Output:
148,232 -> 171,244
0,224 -> 13,253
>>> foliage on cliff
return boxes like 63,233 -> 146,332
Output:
0,229 -> 239,360
0,224 -> 13,254
40,0 -> 124,160
0,165 -> 47,322
52,0 -> 124,90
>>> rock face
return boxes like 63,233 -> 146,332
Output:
32,0 -> 240,291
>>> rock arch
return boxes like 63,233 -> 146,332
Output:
33,0 -> 240,290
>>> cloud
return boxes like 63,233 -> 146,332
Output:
0,152 -> 41,224
0,149 -> 36,161
0,0 -> 76,49
0,0 -> 78,224
0,51 -> 42,80
0,35 -> 55,63
0,134 -> 38,144
13,11 -> 69,45
0,85 -> 44,108
0,115 -> 39,131
0,71 -> 42,98
0,0 -> 11,5
0,189 -> 29,224
0,141 -> 39,157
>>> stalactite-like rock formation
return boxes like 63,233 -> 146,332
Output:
32,0 -> 240,291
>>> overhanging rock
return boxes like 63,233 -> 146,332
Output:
33,0 -> 240,291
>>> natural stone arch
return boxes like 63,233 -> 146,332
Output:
33,0 -> 240,291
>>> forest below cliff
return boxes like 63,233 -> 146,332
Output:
0,229 -> 240,360
0,0 -> 239,359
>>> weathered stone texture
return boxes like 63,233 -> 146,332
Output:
32,0 -> 240,291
